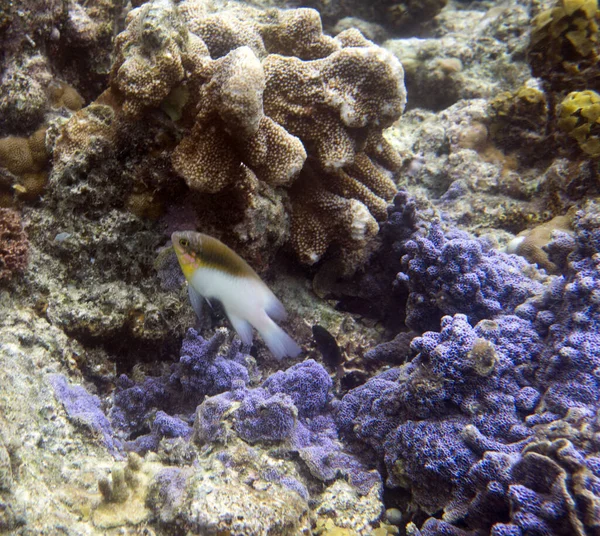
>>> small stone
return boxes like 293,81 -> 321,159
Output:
385,507 -> 403,526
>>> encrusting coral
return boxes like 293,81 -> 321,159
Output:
50,0 -> 406,271
49,326 -> 385,533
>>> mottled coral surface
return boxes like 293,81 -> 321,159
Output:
337,195 -> 600,535
50,0 -> 405,272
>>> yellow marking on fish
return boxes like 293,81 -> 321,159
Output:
172,231 -> 260,280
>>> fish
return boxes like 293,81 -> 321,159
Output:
171,231 -> 301,360
311,325 -> 343,370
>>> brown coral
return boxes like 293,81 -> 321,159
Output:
0,208 -> 29,281
515,436 -> 600,536
489,86 -> 550,156
506,213 -> 574,274
0,136 -> 34,175
52,0 -> 406,271
289,169 -> 380,265
0,127 -> 49,201
47,81 -> 85,111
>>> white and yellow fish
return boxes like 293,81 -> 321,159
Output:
171,231 -> 301,360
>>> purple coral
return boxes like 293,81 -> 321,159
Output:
262,359 -> 332,418
110,328 -> 251,452
397,221 -> 543,331
48,374 -> 121,455
194,359 -> 380,495
234,389 -> 298,443
337,199 -> 600,535
177,328 -> 250,398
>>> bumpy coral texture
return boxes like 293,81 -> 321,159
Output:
105,332 -> 381,496
194,359 -> 380,495
557,89 -> 600,157
337,197 -> 600,535
60,0 -> 406,267
0,208 -> 28,281
110,328 -> 252,453
394,209 -> 544,333
489,86 -> 549,157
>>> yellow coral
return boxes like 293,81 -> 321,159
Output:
491,87 -> 547,119
557,90 -> 600,156
528,0 -> 600,91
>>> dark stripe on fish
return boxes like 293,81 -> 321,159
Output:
195,234 -> 259,279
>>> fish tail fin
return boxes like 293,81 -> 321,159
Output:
255,313 -> 301,360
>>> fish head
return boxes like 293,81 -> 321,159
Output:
171,231 -> 204,280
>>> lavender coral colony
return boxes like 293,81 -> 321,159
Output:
1,0 -> 600,534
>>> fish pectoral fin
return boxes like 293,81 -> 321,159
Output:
188,284 -> 205,321
227,314 -> 254,346
205,297 -> 214,310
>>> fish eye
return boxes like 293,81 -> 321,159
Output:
180,238 -> 189,248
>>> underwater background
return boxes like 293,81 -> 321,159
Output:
0,0 -> 599,534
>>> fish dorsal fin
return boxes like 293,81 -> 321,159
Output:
188,284 -> 205,321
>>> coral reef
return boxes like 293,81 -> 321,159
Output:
337,197 -> 600,535
0,0 -> 117,135
0,127 -> 50,203
193,358 -> 382,496
110,328 -> 252,451
48,0 -> 406,272
384,2 -> 531,111
489,85 -> 550,158
49,373 -> 121,455
2,0 -> 600,534
526,0 -> 600,162
395,220 -> 544,331
343,191 -> 546,334
557,89 -> 600,157
506,212 -> 575,274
